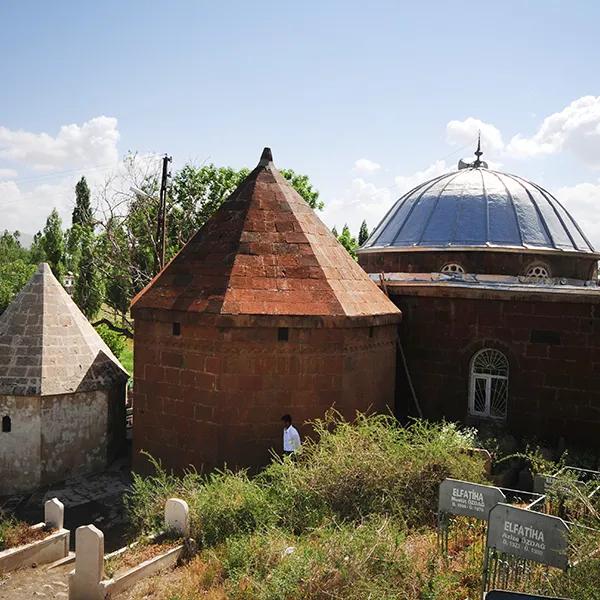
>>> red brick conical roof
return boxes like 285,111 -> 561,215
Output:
131,149 -> 400,323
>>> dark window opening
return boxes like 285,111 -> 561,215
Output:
530,330 -> 561,345
369,326 -> 374,338
2,416 -> 11,433
278,327 -> 289,342
172,322 -> 181,336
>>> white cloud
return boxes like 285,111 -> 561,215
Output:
0,168 -> 17,180
394,160 -> 450,195
0,116 -> 128,234
0,179 -> 72,234
0,116 -> 120,171
556,180 -> 600,250
507,96 -> 600,166
353,158 -> 381,173
446,117 -> 505,155
322,160 -> 453,236
322,177 -> 392,235
447,97 -> 600,168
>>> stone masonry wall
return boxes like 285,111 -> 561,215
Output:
0,389 -> 115,495
0,395 -> 41,495
133,317 -> 398,474
41,390 -> 109,486
359,250 -> 598,281
392,289 -> 600,445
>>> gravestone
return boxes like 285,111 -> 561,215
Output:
487,504 -> 569,570
68,525 -> 104,600
44,497 -> 64,530
165,498 -> 190,537
438,478 -> 506,519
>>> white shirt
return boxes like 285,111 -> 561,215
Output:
283,425 -> 301,452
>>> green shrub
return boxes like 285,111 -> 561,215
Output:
125,455 -> 203,536
95,323 -> 126,359
188,471 -> 275,547
125,456 -> 273,547
260,412 -> 485,531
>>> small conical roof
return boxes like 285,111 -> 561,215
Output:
132,148 -> 400,323
0,263 -> 128,396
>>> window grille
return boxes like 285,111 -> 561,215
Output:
525,264 -> 550,279
441,263 -> 465,274
469,349 -> 508,420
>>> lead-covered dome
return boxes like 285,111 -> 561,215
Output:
363,166 -> 595,254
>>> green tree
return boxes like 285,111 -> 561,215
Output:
279,169 -> 323,210
95,156 -> 324,337
72,177 -> 93,227
73,230 -> 103,320
331,226 -> 339,237
0,231 -> 27,263
42,209 -> 66,280
337,224 -> 359,260
0,260 -> 36,314
29,232 -> 46,264
358,220 -> 369,246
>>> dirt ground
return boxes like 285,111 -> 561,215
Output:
0,562 -> 71,600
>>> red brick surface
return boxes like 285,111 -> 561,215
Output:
132,319 -> 398,473
132,149 -> 400,320
392,287 -> 600,445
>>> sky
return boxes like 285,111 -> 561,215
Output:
1,1 -> 600,247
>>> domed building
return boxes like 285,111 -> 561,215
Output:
358,144 -> 600,445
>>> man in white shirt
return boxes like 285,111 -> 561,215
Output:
282,414 -> 301,455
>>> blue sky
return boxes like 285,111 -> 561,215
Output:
1,1 -> 599,244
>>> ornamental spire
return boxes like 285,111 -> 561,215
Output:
473,131 -> 484,168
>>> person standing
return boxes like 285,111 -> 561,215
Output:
282,414 -> 301,455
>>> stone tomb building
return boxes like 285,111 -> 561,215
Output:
358,147 -> 600,445
0,263 -> 128,495
132,149 -> 401,473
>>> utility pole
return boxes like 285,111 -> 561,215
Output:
156,154 -> 172,272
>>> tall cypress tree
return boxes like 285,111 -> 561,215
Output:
74,230 -> 103,320
358,220 -> 369,246
72,177 -> 93,227
42,209 -> 65,280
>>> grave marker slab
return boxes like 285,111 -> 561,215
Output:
438,479 -> 506,519
487,505 -> 569,570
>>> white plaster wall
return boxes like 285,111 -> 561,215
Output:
41,390 -> 109,485
0,396 -> 41,495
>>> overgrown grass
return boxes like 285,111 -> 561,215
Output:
120,339 -> 133,376
0,514 -> 47,551
123,413 -> 600,600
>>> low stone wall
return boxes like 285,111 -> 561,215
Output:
0,498 -> 68,573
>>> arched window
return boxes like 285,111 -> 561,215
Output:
525,264 -> 550,279
469,349 -> 508,420
441,263 -> 465,274
2,415 -> 11,433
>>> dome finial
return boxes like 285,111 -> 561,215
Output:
473,131 -> 484,167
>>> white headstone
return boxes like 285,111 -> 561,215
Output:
68,525 -> 104,600
45,497 -> 64,530
165,498 -> 190,537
